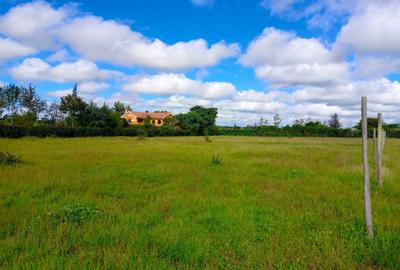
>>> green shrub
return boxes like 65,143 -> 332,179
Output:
0,151 -> 21,165
204,135 -> 212,142
211,154 -> 222,165
48,202 -> 102,225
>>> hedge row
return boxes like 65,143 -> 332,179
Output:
214,127 -> 400,138
0,125 -> 190,138
2,125 -> 400,138
212,126 -> 360,137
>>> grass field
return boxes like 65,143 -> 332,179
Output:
1,136 -> 400,269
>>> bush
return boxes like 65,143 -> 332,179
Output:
204,135 -> 212,142
0,151 -> 21,165
48,202 -> 102,225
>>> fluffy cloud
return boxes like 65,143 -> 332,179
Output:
59,16 -> 239,71
0,37 -> 36,62
123,73 -> 237,99
331,1 -> 400,78
270,78 -> 400,109
0,1 -> 69,49
10,58 -> 120,83
240,27 -> 349,86
336,1 -> 400,55
0,2 -> 238,71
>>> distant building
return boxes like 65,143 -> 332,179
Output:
121,109 -> 174,126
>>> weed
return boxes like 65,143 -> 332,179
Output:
0,151 -> 21,165
211,154 -> 222,165
48,202 -> 102,225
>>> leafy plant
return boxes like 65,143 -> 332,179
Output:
48,202 -> 102,225
0,151 -> 21,165
204,135 -> 212,142
211,154 -> 222,165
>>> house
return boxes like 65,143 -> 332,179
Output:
121,109 -> 174,126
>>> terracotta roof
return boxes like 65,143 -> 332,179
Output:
127,111 -> 173,119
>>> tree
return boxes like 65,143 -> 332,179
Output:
175,111 -> 205,134
258,117 -> 268,126
72,83 -> 78,98
59,87 -> 87,127
304,121 -> 325,127
189,105 -> 217,132
0,86 -> 6,117
327,113 -> 341,129
3,84 -> 21,115
46,101 -> 63,124
163,116 -> 176,127
292,118 -> 305,126
20,84 -> 47,120
175,106 -> 217,134
113,101 -> 131,115
355,118 -> 379,130
273,114 -> 281,128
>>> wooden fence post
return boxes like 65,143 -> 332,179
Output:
382,130 -> 386,153
373,128 -> 377,168
361,97 -> 374,238
377,113 -> 383,188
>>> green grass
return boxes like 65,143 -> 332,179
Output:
0,136 -> 399,269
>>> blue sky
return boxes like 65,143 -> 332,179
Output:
1,0 -> 400,126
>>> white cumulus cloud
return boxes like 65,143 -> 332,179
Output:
336,1 -> 400,55
58,15 -> 239,71
10,58 -> 120,83
240,27 -> 349,87
0,1 -> 70,49
0,2 -> 238,71
123,73 -> 237,99
0,37 -> 36,62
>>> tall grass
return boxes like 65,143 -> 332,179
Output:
0,136 -> 399,268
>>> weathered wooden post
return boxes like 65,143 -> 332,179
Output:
361,97 -> 374,238
382,130 -> 386,153
373,128 -> 377,167
377,113 -> 383,188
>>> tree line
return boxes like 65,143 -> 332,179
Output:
1,83 -> 399,138
0,83 -> 218,135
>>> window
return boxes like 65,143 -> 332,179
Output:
158,120 -> 161,124
138,119 -> 143,123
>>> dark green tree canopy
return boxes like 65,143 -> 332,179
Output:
355,118 -> 380,130
113,101 -> 131,115
176,106 -> 218,134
